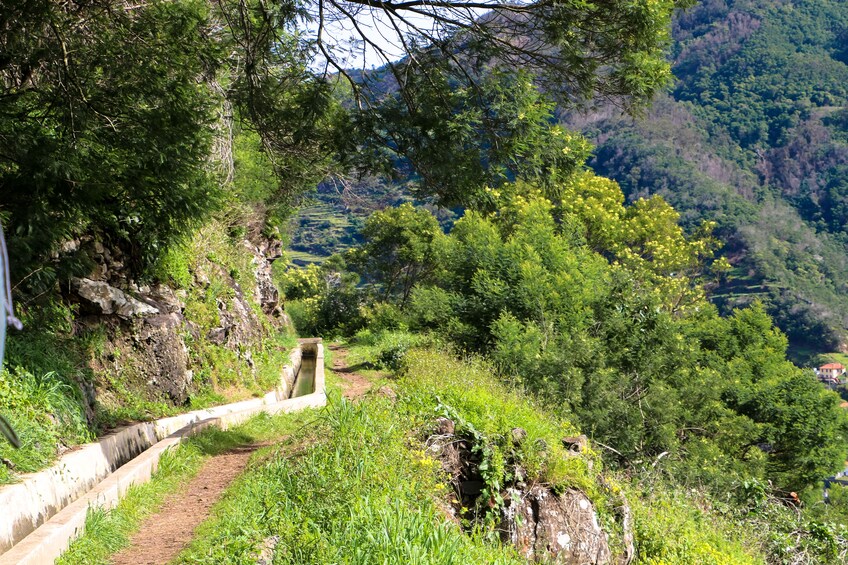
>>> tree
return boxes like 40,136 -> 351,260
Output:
558,171 -> 720,313
399,184 -> 848,493
213,0 -> 340,195
338,69 -> 594,209
222,0 -> 690,209
0,0 -> 341,291
0,0 -> 219,288
692,304 -> 848,493
311,0 -> 686,110
0,0 -> 690,291
349,203 -> 445,307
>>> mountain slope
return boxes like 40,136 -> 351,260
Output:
563,0 -> 848,358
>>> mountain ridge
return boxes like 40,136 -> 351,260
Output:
291,0 -> 848,360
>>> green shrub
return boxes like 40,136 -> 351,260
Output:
280,264 -> 324,301
407,286 -> 457,330
362,301 -> 407,333
632,485 -> 762,564
285,298 -> 320,336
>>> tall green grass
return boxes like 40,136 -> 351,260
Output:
631,486 -> 764,565
0,368 -> 91,483
58,411 -> 310,565
176,394 -> 525,564
177,341 -> 627,563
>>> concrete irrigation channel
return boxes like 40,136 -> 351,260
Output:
0,338 -> 325,565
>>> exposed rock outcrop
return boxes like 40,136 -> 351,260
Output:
499,486 -> 612,564
64,228 -> 285,411
72,278 -> 159,319
131,312 -> 192,404
427,418 -> 631,565
207,271 -> 263,350
246,236 -> 283,316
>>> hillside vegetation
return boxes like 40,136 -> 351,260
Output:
175,341 -> 767,564
287,0 -> 848,361
575,0 -> 848,359
282,173 -> 848,559
1,0 -> 847,562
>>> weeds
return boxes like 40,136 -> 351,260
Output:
176,393 -> 524,564
0,368 -> 92,483
58,411 -> 309,565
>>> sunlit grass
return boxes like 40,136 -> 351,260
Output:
57,411 -> 311,565
175,392 -> 525,565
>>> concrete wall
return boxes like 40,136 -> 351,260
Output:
0,343 -> 319,558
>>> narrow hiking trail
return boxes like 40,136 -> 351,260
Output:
111,444 -> 261,565
109,343 -> 372,564
328,343 -> 373,400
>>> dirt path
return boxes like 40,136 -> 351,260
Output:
110,445 -> 259,565
328,343 -> 373,399
112,343 -> 369,564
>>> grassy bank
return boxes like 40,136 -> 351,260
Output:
174,337 -> 762,564
175,397 -> 525,564
57,411 -> 312,565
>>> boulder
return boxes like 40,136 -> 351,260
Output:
434,417 -> 456,436
500,485 -> 612,564
562,435 -> 589,454
377,386 -> 398,402
72,278 -> 159,319
511,427 -> 528,444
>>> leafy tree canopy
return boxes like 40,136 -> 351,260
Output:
347,203 -> 445,307
0,0 -> 691,291
0,0 -> 219,287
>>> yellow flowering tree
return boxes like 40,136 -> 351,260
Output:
559,171 -> 719,312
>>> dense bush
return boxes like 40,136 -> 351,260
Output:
324,178 -> 848,497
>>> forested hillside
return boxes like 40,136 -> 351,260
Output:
569,0 -> 848,359
289,0 -> 848,360
2,0 -> 848,562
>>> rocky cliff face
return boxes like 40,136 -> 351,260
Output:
427,418 -> 634,565
61,229 -> 289,414
500,485 -> 612,564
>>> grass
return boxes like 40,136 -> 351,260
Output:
57,411 -> 313,565
0,367 -> 92,483
631,485 -> 764,565
175,392 -> 525,565
174,340 -> 618,563
0,300 -> 97,483
1,212 -> 298,483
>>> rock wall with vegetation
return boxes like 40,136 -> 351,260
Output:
0,144 -> 297,484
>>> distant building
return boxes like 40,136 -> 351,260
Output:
816,363 -> 846,385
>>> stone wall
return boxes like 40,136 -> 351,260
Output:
63,230 -> 289,413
